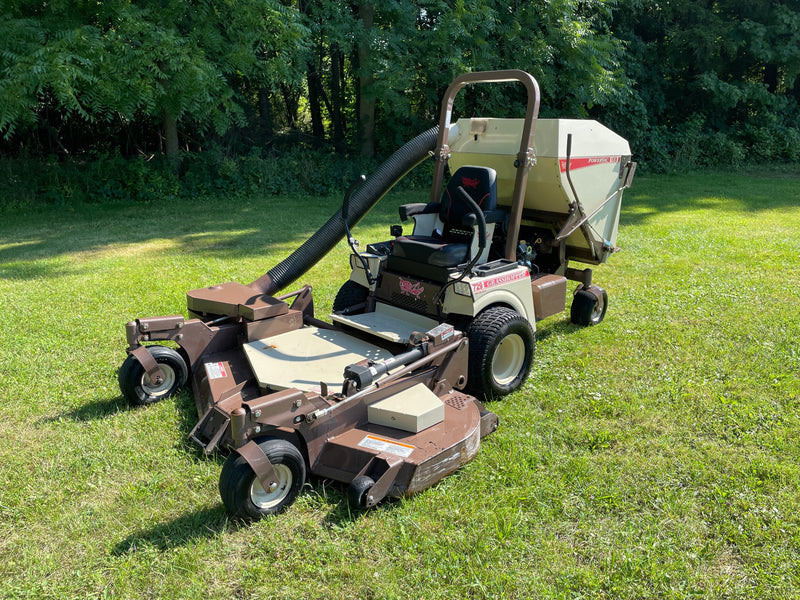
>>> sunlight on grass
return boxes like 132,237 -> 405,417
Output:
1,172 -> 799,599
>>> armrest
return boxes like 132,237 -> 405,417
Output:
460,209 -> 506,227
399,202 -> 440,222
484,209 -> 507,224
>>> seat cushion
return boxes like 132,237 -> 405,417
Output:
392,235 -> 469,267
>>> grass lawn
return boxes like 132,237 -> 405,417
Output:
0,168 -> 799,599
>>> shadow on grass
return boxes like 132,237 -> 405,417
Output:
40,394 -> 131,423
300,475 -> 402,528
319,493 -> 402,529
0,195 -> 338,279
619,171 -> 800,227
111,482 -> 395,554
5,171 -> 799,279
535,317 -> 588,343
0,189 -> 413,281
112,506 -> 231,555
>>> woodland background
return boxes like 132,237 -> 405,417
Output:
1,0 -> 799,202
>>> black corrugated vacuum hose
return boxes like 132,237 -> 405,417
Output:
249,126 -> 439,295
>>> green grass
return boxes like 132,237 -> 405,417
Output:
1,169 -> 799,599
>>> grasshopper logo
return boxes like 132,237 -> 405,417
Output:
461,176 -> 480,189
399,278 -> 424,299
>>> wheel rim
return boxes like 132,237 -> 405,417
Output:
141,364 -> 176,398
491,333 -> 525,385
591,294 -> 606,322
249,464 -> 293,509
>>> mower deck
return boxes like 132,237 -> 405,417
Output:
313,390 -> 484,502
243,326 -> 392,393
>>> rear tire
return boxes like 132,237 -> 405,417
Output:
332,280 -> 369,313
570,285 -> 608,326
219,438 -> 306,521
466,307 -> 535,399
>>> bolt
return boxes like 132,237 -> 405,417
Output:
140,323 -> 149,331
253,409 -> 261,418
253,426 -> 261,433
268,481 -> 279,492
293,398 -> 302,408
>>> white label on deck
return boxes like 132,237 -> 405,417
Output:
358,435 -> 415,458
206,362 -> 228,380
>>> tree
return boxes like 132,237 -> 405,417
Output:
610,0 -> 800,165
0,0 -> 308,156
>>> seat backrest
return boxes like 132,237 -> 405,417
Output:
439,165 -> 498,225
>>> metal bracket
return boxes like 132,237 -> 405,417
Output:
235,440 -> 280,494
434,144 -> 450,162
130,345 -> 165,386
514,148 -> 536,169
363,455 -> 403,507
188,406 -> 231,455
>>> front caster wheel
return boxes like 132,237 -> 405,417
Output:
570,285 -> 608,326
466,306 -> 535,399
347,475 -> 376,509
219,438 -> 306,521
118,345 -> 188,406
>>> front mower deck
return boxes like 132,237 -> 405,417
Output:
243,326 -> 393,393
313,390 -> 484,505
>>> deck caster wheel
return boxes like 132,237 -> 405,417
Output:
570,285 -> 608,326
118,345 -> 188,406
347,475 -> 376,508
466,306 -> 535,399
219,438 -> 306,521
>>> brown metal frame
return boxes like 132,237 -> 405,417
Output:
180,306 -> 498,508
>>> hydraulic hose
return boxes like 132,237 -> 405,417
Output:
249,126 -> 440,295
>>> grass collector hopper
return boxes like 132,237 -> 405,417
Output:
118,70 -> 635,520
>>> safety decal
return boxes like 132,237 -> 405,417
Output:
206,362 -> 228,380
470,268 -> 530,294
358,435 -> 415,458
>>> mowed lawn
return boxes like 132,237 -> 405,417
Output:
0,169 -> 798,599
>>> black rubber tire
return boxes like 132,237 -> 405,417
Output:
347,475 -> 376,508
466,307 -> 535,399
118,345 -> 188,406
219,438 -> 306,521
570,286 -> 608,326
332,280 -> 369,313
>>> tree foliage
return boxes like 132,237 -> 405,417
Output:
611,0 -> 800,166
0,0 -> 307,153
0,0 -> 798,169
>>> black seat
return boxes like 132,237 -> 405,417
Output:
392,166 -> 500,268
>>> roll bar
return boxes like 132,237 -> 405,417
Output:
429,69 -> 541,261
